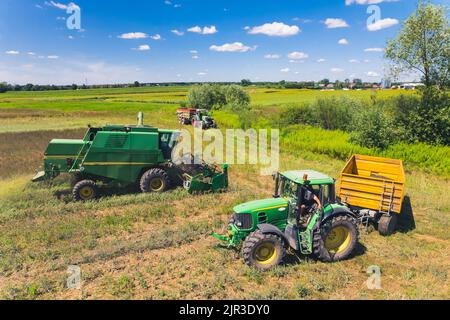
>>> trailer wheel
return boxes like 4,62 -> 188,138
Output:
73,180 -> 98,201
242,230 -> 285,270
140,168 -> 170,193
378,214 -> 398,236
313,215 -> 358,262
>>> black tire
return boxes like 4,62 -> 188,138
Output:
313,215 -> 358,262
378,214 -> 398,236
70,173 -> 84,187
73,179 -> 98,201
242,230 -> 285,270
140,168 -> 170,193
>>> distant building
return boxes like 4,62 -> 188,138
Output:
399,82 -> 424,90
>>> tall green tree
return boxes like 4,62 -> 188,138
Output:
385,1 -> 450,88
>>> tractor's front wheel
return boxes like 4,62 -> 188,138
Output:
140,168 -> 170,193
73,180 -> 98,201
242,230 -> 285,270
313,215 -> 358,262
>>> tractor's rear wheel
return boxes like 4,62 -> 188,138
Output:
140,168 -> 170,193
73,180 -> 98,201
242,230 -> 285,270
378,214 -> 398,236
313,215 -> 358,262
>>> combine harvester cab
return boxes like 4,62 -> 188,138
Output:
337,154 -> 406,236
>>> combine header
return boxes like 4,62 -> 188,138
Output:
33,113 -> 228,200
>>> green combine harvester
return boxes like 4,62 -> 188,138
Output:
33,113 -> 228,200
213,170 -> 359,270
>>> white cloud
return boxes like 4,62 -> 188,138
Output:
293,18 -> 313,23
150,34 -> 162,40
171,29 -> 184,36
324,18 -> 349,29
190,50 -> 198,54
367,71 -> 379,77
188,26 -> 202,33
317,58 -> 327,63
192,55 -> 199,59
364,47 -> 384,52
174,4 -> 181,8
331,67 -> 344,73
118,32 -> 148,39
47,55 -> 59,59
28,52 -> 36,56
197,72 -> 207,76
287,51 -> 309,60
188,25 -> 218,35
367,18 -> 399,31
346,0 -> 399,5
264,54 -> 281,59
280,68 -> 290,73
5,50 -> 20,55
349,59 -> 360,63
210,42 -> 255,53
247,22 -> 300,37
45,1 -> 79,10
202,26 -> 218,34
134,45 -> 150,51
338,38 -> 349,45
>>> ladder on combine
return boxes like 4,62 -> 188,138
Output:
379,181 -> 395,215
70,142 -> 92,172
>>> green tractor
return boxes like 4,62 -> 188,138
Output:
192,109 -> 217,130
32,113 -> 228,201
213,170 -> 359,270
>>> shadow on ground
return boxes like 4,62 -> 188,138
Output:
397,196 -> 416,233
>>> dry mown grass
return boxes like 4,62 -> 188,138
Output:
0,150 -> 448,300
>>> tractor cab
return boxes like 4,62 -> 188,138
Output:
274,170 -> 335,228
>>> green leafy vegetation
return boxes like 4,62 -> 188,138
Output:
186,84 -> 250,111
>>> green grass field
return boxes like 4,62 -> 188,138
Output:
0,87 -> 448,300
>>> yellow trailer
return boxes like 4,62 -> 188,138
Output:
337,154 -> 406,235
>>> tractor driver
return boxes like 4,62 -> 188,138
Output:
299,174 -> 322,218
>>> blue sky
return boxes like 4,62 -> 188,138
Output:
0,0 -> 445,85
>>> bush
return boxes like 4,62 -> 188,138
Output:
350,106 -> 396,150
391,89 -> 449,145
281,97 -> 358,131
186,84 -> 226,110
187,84 -> 250,111
223,85 -> 251,111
